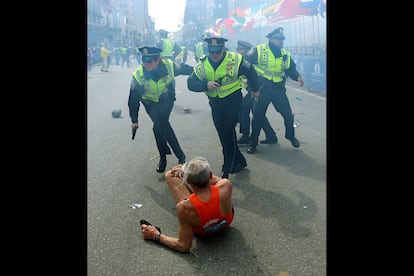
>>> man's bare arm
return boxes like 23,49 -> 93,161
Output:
141,202 -> 193,253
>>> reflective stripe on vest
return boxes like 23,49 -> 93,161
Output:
132,58 -> 175,102
253,44 -> 291,83
194,51 -> 242,98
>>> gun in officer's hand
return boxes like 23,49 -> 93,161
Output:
132,127 -> 137,140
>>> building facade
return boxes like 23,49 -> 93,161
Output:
87,0 -> 154,47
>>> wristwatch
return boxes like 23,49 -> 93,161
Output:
154,232 -> 161,243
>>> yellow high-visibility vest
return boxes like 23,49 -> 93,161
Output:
194,51 -> 243,98
132,58 -> 175,102
253,43 -> 291,83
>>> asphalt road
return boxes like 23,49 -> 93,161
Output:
87,53 -> 326,276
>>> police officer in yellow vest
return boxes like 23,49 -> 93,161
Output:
157,29 -> 182,61
187,37 -> 261,179
121,45 -> 130,68
128,46 -> 193,173
244,27 -> 304,154
236,40 -> 277,145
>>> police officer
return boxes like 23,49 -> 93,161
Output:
187,37 -> 261,178
194,34 -> 209,61
128,46 -> 193,173
121,45 -> 130,68
236,40 -> 277,145
157,29 -> 182,61
244,27 -> 304,154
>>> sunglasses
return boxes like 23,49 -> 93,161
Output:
208,50 -> 222,54
208,47 -> 223,54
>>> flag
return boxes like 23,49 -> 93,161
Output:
282,0 -> 315,18
267,0 -> 320,25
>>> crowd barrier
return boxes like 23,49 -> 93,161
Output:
293,55 -> 326,95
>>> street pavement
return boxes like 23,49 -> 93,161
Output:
87,52 -> 326,275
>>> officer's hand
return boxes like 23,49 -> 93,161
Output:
207,81 -> 221,90
131,123 -> 139,129
297,77 -> 304,87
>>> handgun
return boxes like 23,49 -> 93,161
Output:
132,128 -> 137,140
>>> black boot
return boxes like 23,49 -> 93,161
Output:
247,146 -> 256,154
289,137 -> 300,148
156,156 -> 167,173
221,171 -> 229,179
178,154 -> 186,164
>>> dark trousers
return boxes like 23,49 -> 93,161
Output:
209,91 -> 246,174
250,82 -> 295,147
239,90 -> 276,138
143,95 -> 185,159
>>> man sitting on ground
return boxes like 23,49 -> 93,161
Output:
140,156 -> 234,253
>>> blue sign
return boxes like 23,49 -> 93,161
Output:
293,55 -> 326,95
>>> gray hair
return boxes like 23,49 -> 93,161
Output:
182,156 -> 211,188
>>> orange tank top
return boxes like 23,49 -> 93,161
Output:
189,185 -> 233,236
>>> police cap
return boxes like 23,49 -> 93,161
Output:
139,46 -> 162,63
204,37 -> 228,53
237,40 -> 254,51
266,27 -> 285,40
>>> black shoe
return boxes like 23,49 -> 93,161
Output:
247,146 -> 256,154
156,157 -> 167,173
260,136 -> 278,144
237,135 -> 249,144
221,171 -> 229,178
178,154 -> 186,164
290,137 -> 300,148
232,160 -> 247,173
